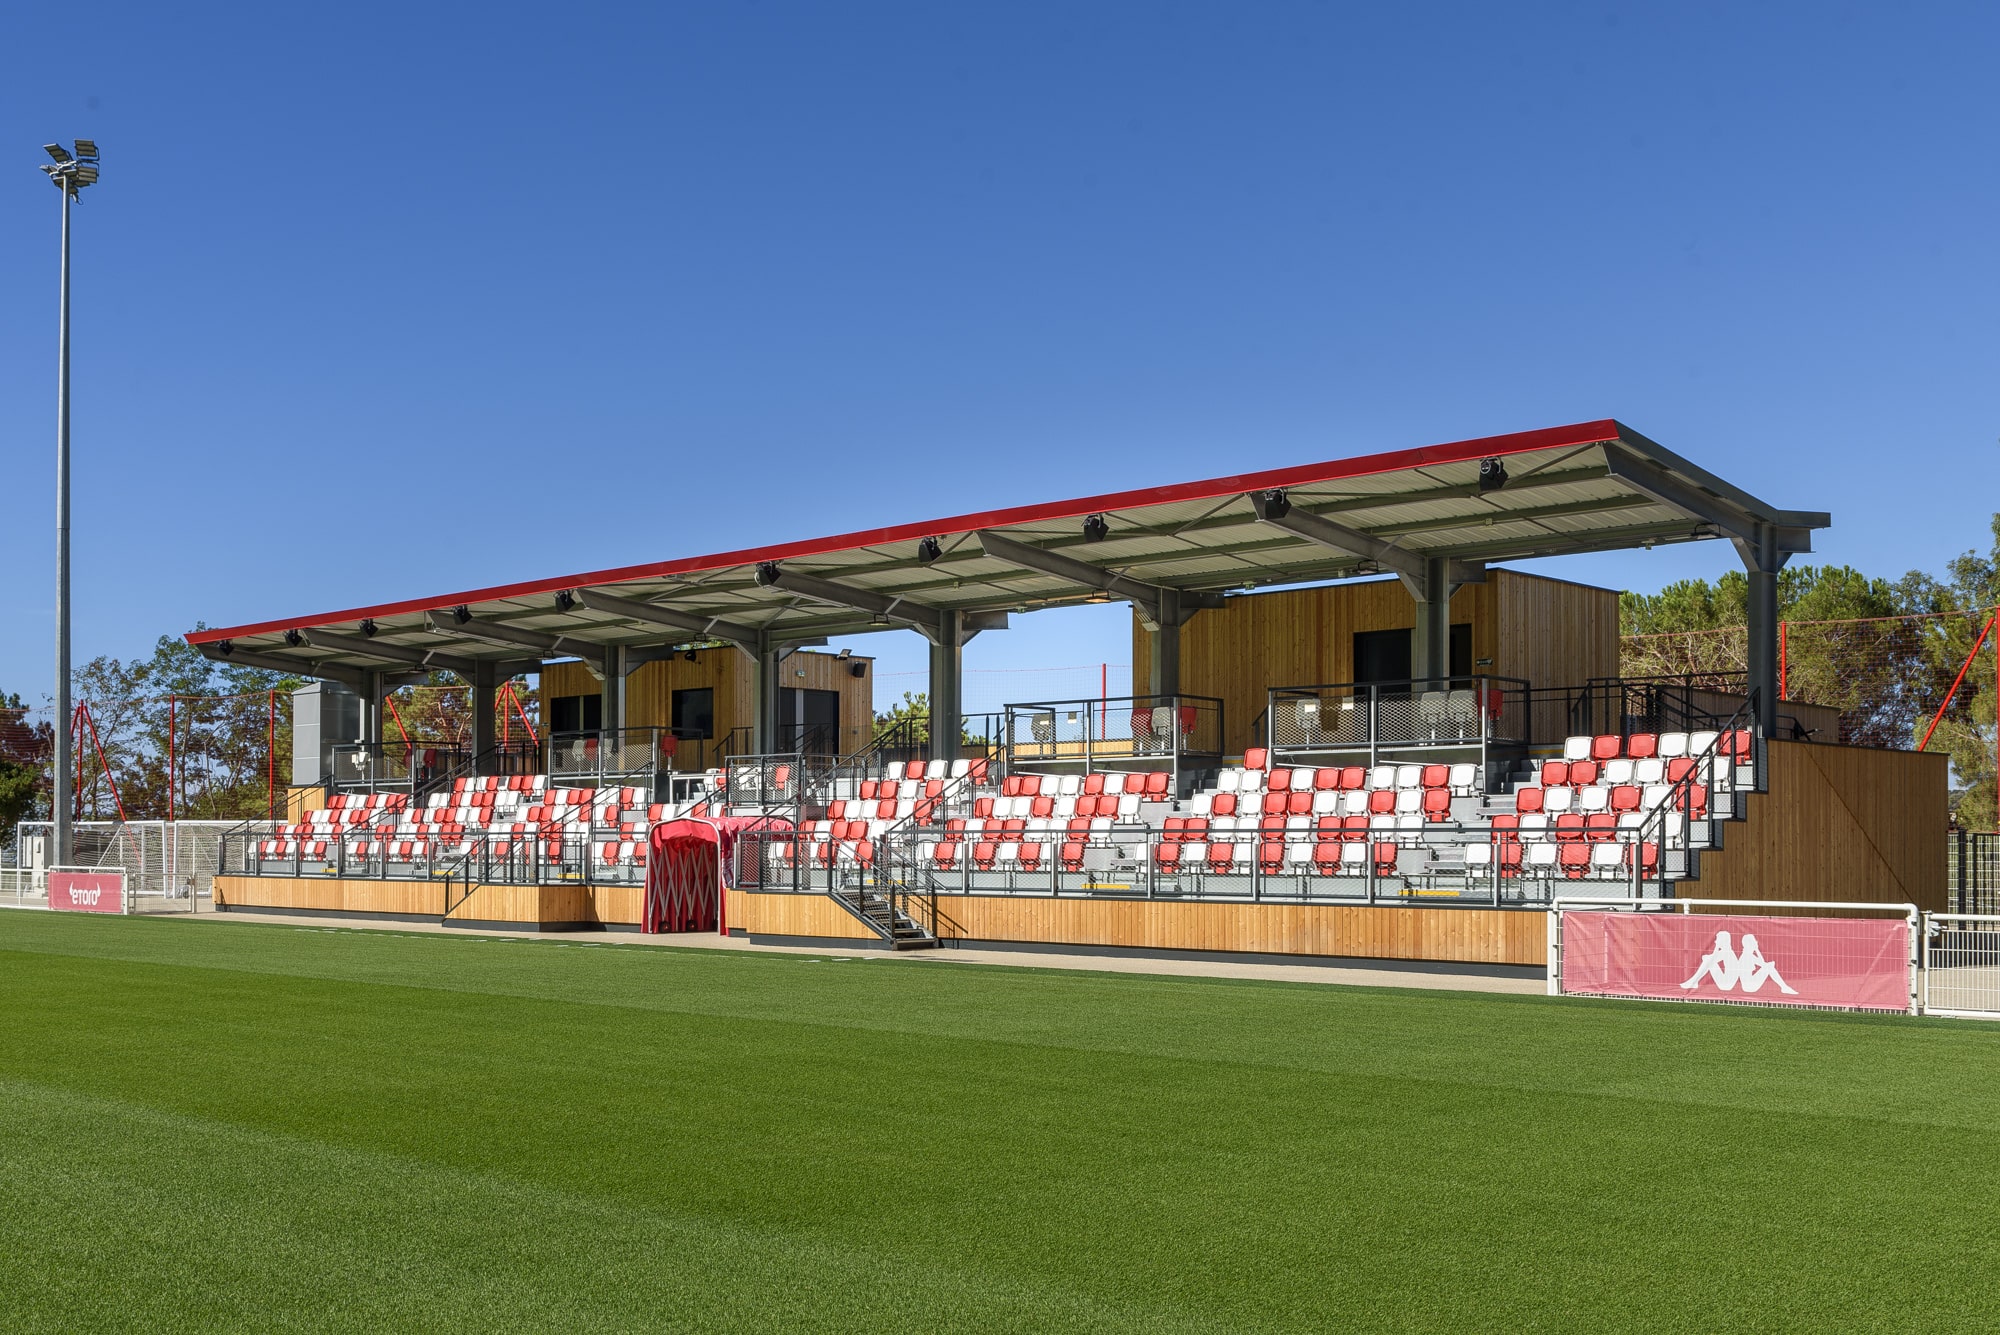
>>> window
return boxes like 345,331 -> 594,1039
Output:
1352,625 -> 1474,683
672,687 -> 714,741
549,694 -> 602,734
1353,629 -> 1411,684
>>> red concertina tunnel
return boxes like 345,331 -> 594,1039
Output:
643,815 -> 789,935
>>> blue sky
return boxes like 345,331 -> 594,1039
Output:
3,1 -> 1995,708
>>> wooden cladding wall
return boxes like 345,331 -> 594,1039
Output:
215,876 -> 646,927
1691,740 -> 1949,912
1136,570 -> 1617,756
929,896 -> 1546,965
729,890 -> 878,941
1490,571 -> 1620,696
543,648 -> 874,753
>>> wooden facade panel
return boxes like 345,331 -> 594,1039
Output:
928,895 -> 1544,965
214,875 -> 445,917
545,648 -> 873,755
1693,740 -> 1949,911
728,890 -> 877,940
1141,570 -> 1614,756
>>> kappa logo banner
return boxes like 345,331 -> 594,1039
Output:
49,871 -> 126,915
1560,911 -> 1910,1012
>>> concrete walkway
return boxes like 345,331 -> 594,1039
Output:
172,908 -> 1546,995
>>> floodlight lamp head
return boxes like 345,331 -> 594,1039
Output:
452,605 -> 472,625
1261,489 -> 1291,519
284,629 -> 304,647
43,143 -> 70,163
216,640 -> 235,658
553,589 -> 577,612
359,619 -> 378,637
683,650 -> 698,663
754,562 -> 782,587
1478,457 -> 1509,492
73,139 -> 98,161
917,536 -> 942,564
1082,514 -> 1110,543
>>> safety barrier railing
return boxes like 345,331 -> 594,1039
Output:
327,741 -> 468,795
1262,677 -> 1529,774
1002,694 -> 1223,795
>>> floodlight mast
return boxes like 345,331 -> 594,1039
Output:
39,139 -> 98,868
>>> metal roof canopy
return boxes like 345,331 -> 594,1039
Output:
188,419 -> 1828,692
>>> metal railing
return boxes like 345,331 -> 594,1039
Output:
1262,677 -> 1529,780
327,741 -> 467,795
1002,694 -> 1223,795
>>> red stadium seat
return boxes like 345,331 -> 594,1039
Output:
973,841 -> 998,869
1560,843 -> 1592,878
1368,789 -> 1396,815
1339,767 -> 1366,791
1268,767 -> 1294,791
1314,767 -> 1340,790
1153,842 -> 1181,870
1145,771 -> 1169,796
1212,792 -> 1238,817
1541,760 -> 1569,787
1555,813 -> 1585,842
1060,841 -> 1085,871
1259,842 -> 1285,873
1584,814 -> 1617,842
1422,789 -> 1451,821
1609,785 -> 1641,812
1031,795 -> 1055,819
1082,773 -> 1105,795
1626,733 -> 1658,759
1243,747 -> 1268,770
1515,787 -> 1544,814
1591,735 -> 1621,761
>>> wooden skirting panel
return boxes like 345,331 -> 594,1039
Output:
729,891 -> 877,941
214,875 -> 445,917
929,896 -> 1545,965
729,890 -> 1543,965
1692,740 -> 1948,911
215,876 -> 646,927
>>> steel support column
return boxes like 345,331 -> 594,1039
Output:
361,670 -> 382,746
1740,523 -> 1785,738
1149,588 -> 1183,699
471,661 -> 497,773
1410,556 -> 1454,681
929,611 -> 966,762
602,643 -> 628,738
750,635 -> 782,753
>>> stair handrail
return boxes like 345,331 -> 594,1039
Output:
1627,690 -> 1762,901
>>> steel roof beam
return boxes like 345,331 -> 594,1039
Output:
754,565 -> 1007,644
972,531 -> 1222,628
1602,447 -> 1822,555
568,588 -> 768,647
1248,490 -> 1484,597
296,628 -> 501,680
424,610 -> 610,674
197,642 -> 368,691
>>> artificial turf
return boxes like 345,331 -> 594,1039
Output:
0,914 -> 1996,1332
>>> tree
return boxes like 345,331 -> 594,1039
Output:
0,690 -> 51,849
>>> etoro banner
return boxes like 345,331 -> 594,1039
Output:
1559,910 -> 1911,1012
48,871 -> 126,915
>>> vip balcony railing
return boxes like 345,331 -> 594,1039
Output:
327,741 -> 468,795
1001,694 -> 1223,795
1261,677 -> 1531,780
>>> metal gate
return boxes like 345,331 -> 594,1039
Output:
1947,831 -> 2000,915
1923,914 -> 2000,1017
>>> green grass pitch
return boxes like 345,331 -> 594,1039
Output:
2,912 -> 1997,1332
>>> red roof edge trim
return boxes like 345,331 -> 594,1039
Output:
185,419 -> 1622,645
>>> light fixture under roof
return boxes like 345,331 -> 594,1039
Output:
1082,513 -> 1110,543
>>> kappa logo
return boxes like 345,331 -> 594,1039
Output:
1680,930 -> 1797,995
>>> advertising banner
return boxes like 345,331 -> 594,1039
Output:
48,871 -> 126,915
1560,910 -> 1910,1012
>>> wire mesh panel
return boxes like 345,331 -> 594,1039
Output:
13,820 -> 274,912
1924,915 -> 2000,1017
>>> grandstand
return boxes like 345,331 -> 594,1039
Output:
192,419 -> 1947,961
